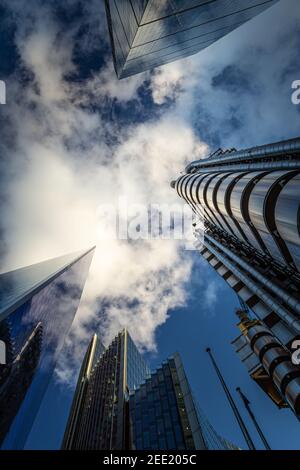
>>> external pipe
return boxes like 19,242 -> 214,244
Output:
203,240 -> 300,334
186,138 -> 300,173
240,320 -> 300,416
186,159 -> 300,175
205,234 -> 300,316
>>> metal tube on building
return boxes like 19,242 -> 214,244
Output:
186,137 -> 300,173
173,136 -> 300,415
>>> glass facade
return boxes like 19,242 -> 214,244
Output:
126,331 -> 150,391
62,329 -> 150,450
0,250 -> 90,321
63,332 -> 235,450
62,334 -> 105,450
105,0 -> 279,78
129,353 -> 236,450
0,248 -> 94,449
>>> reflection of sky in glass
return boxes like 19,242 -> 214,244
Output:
106,0 -> 279,78
0,249 -> 94,449
0,250 -> 89,322
126,331 -> 151,392
129,353 -> 235,450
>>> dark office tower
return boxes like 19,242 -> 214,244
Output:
62,334 -> 105,449
64,331 -> 236,450
104,0 -> 279,79
129,352 -> 236,450
0,247 -> 95,449
172,136 -> 300,410
62,329 -> 151,450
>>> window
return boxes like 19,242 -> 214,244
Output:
166,431 -> 176,449
158,436 -> 166,449
163,413 -> 172,430
143,431 -> 150,449
136,437 -> 142,450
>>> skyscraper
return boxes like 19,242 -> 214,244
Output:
63,329 -> 236,450
129,353 -> 236,450
172,136 -> 300,413
62,333 -> 105,449
104,0 -> 279,79
62,334 -> 105,449
0,247 -> 95,449
62,328 -> 150,450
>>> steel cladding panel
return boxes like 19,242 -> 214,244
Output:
105,0 -> 278,78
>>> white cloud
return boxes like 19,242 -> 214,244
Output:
150,61 -> 187,105
1,1 -> 205,384
85,62 -> 148,103
2,0 -> 300,386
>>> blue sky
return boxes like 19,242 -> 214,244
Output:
1,0 -> 300,450
27,254 -> 300,450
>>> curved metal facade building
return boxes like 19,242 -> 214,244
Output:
175,161 -> 300,273
173,137 -> 300,415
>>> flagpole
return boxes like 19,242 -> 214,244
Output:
206,347 -> 256,450
236,387 -> 271,450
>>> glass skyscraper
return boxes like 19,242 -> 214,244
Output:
172,136 -> 300,415
62,333 -> 105,449
0,247 -> 95,449
129,353 -> 236,450
63,329 -> 236,450
104,0 -> 279,79
62,328 -> 150,450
